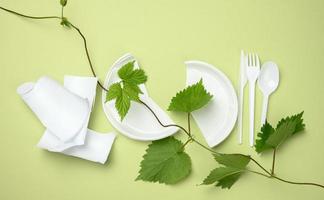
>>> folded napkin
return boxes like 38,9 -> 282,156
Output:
17,75 -> 116,164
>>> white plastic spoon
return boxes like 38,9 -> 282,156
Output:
258,61 -> 279,126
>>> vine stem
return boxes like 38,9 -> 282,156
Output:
1,4 -> 324,190
271,148 -> 276,175
0,5 -> 108,92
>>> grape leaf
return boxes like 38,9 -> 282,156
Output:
115,89 -> 130,120
214,153 -> 250,168
266,119 -> 296,148
106,82 -> 122,101
203,153 -> 250,189
136,137 -> 191,185
168,79 -> 213,112
105,61 -> 147,120
254,112 -> 305,153
255,121 -> 275,153
275,111 -> 305,135
202,167 -> 245,189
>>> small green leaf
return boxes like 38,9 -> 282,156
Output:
136,137 -> 191,185
125,69 -> 147,85
60,17 -> 71,28
213,154 -> 250,169
105,61 -> 147,120
115,89 -> 130,120
106,82 -> 122,101
123,82 -> 140,101
168,79 -> 213,112
255,121 -> 275,153
118,61 -> 135,80
202,167 -> 245,189
60,0 -> 67,7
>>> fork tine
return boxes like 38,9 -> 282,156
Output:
252,53 -> 256,66
248,53 -> 252,66
255,54 -> 260,68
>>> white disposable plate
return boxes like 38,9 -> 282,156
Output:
102,53 -> 178,141
186,61 -> 238,147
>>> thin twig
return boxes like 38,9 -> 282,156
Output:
272,176 -> 324,189
187,113 -> 191,136
69,22 -> 108,91
139,99 -> 191,137
0,5 -> 108,92
271,148 -> 276,175
0,6 -> 60,19
249,157 -> 272,176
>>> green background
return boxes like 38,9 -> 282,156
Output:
1,0 -> 324,199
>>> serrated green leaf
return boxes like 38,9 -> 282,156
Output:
202,167 -> 245,189
255,112 -> 305,153
125,69 -> 147,85
106,82 -> 122,101
266,119 -> 296,148
168,79 -> 213,112
255,121 -> 275,153
105,61 -> 147,120
276,111 -> 305,134
213,154 -> 250,169
216,172 -> 241,189
136,137 -> 191,185
123,82 -> 140,101
118,61 -> 135,80
115,89 -> 130,120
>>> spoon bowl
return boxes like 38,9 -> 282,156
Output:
258,61 -> 279,95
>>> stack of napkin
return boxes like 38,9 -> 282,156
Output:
17,75 -> 115,164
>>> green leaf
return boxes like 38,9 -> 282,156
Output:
136,137 -> 191,185
276,111 -> 305,135
213,154 -> 250,169
118,61 -> 135,80
255,121 -> 275,153
202,167 -> 245,189
60,17 -> 71,28
115,89 -> 130,120
105,61 -> 147,120
106,82 -> 122,101
266,119 -> 297,148
168,79 -> 213,112
123,82 -> 140,101
60,0 -> 67,7
254,112 -> 305,153
125,69 -> 147,85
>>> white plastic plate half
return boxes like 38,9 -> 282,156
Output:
186,61 -> 238,147
102,53 -> 178,141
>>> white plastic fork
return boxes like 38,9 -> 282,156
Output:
246,53 -> 260,147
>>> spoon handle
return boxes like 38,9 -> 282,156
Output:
261,94 -> 269,126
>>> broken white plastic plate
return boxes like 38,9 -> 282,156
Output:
186,61 -> 238,147
102,53 -> 178,141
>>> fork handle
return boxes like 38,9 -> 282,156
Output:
249,80 -> 256,147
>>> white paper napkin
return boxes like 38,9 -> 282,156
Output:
17,75 -> 116,164
17,76 -> 90,142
